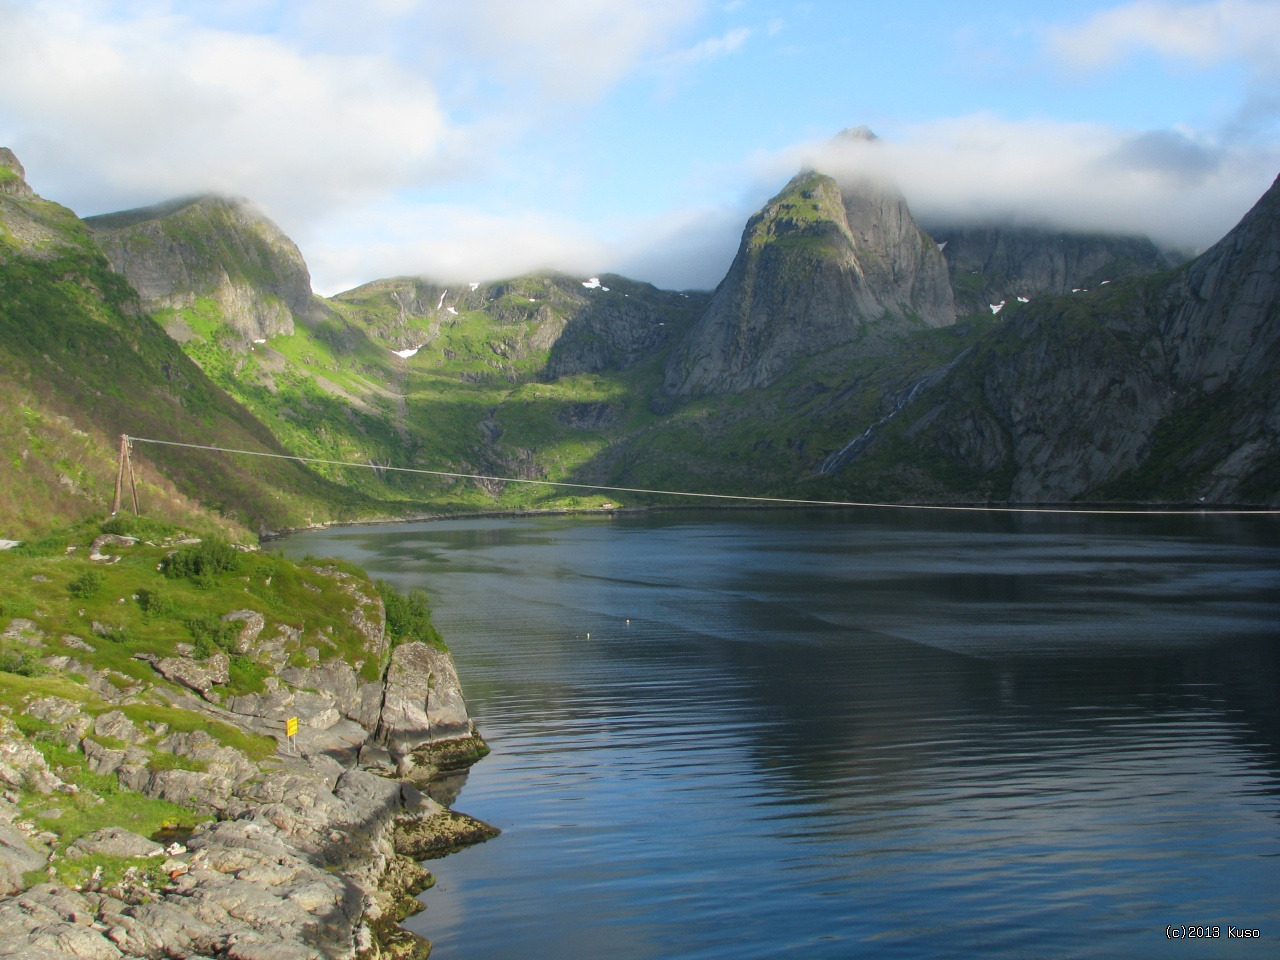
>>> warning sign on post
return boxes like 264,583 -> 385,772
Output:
286,716 -> 298,738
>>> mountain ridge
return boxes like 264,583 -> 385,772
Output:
2,142 -> 1270,519
829,172 -> 1280,504
927,221 -> 1183,316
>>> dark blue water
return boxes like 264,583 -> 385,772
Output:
273,509 -> 1280,958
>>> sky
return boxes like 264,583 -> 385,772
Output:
1,0 -> 1278,294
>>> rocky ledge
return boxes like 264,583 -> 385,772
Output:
0,561 -> 497,960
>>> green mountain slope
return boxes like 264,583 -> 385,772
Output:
0,150 -> 373,539
86,195 -> 714,510
67,146 -> 1280,512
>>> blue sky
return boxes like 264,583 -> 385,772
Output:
2,0 -> 1278,293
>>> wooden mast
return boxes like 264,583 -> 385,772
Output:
111,434 -> 140,516
112,434 -> 127,515
126,437 -> 140,515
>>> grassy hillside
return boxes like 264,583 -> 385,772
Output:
69,158 -> 1271,517
147,260 -> 1008,512
0,173 -> 381,540
152,269 -> 714,512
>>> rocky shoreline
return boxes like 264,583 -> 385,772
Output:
0,542 -> 498,960
1,731 -> 496,960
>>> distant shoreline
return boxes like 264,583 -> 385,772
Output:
261,499 -> 1280,541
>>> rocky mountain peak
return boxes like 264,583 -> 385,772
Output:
833,125 -> 879,145
85,194 -> 313,340
0,148 -> 25,180
0,147 -> 34,199
665,167 -> 955,395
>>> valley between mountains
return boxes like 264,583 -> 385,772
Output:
7,128 -> 1271,533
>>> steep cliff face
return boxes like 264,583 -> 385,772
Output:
0,148 -> 34,200
665,169 -> 955,396
845,173 -> 1280,504
85,195 -> 313,340
929,223 -> 1181,316
543,275 -> 707,379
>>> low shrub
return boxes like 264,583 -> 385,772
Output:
136,588 -> 179,620
0,650 -> 45,676
68,570 -> 104,599
228,654 -> 270,694
376,579 -> 445,650
162,539 -> 240,586
96,625 -> 134,645
186,615 -> 239,658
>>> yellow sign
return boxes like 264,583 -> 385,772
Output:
285,716 -> 298,738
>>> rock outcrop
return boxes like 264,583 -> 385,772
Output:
375,642 -> 477,775
0,737 -> 495,959
0,149 -> 34,201
0,565 -> 493,959
666,161 -> 955,396
84,195 -> 313,340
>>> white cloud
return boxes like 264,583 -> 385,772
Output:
2,0 -> 1274,300
302,198 -> 746,296
303,204 -> 611,295
1045,0 -> 1280,72
431,0 -> 711,101
779,114 -> 1280,251
0,0 -> 723,294
0,1 -> 457,216
660,26 -> 753,68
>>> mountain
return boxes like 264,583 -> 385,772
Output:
2,149 -> 493,954
928,222 -> 1183,316
0,150 -> 372,539
330,272 -> 706,380
32,139 -> 1275,513
830,173 -> 1280,504
85,195 -> 314,341
664,158 -> 955,396
80,211 -> 709,513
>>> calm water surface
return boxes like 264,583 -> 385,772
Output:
273,509 -> 1280,959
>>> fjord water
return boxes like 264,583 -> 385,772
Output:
273,510 -> 1280,958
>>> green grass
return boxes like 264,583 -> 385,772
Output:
18,728 -> 201,858
0,510 -> 422,873
0,238 -> 374,533
0,519 -> 404,714
35,851 -> 175,893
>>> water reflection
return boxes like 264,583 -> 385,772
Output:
272,510 -> 1280,959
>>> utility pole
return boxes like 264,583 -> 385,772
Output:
112,434 -> 140,516
112,434 -> 127,515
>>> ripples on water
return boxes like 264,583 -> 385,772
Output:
273,510 -> 1280,959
